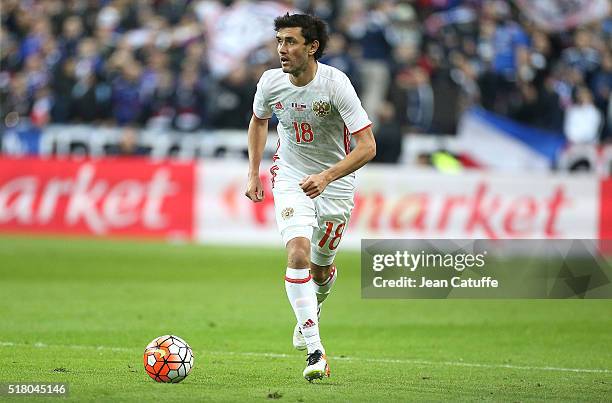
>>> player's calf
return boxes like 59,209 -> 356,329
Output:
311,264 -> 337,306
293,305 -> 322,350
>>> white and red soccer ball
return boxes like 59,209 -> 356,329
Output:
143,335 -> 194,383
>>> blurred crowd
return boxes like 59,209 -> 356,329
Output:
1,0 -> 611,157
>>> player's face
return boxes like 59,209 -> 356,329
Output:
276,27 -> 314,75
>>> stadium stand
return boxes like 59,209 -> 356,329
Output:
1,0 -> 611,167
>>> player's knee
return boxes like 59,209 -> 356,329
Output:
286,238 -> 310,268
311,264 -> 332,284
288,250 -> 309,268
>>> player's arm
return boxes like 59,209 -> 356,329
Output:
300,126 -> 376,199
245,114 -> 269,203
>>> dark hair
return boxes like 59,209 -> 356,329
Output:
274,13 -> 328,60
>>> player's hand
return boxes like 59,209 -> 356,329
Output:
245,175 -> 264,202
300,173 -> 330,199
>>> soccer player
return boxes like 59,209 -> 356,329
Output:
245,13 -> 376,381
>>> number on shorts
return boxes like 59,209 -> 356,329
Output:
318,221 -> 346,250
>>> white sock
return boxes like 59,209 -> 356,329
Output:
285,267 -> 324,354
313,265 -> 338,307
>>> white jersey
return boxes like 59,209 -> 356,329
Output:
253,62 -> 371,199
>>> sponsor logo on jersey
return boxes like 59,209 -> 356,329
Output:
274,102 -> 283,110
281,207 -> 294,220
291,102 -> 307,111
312,100 -> 331,117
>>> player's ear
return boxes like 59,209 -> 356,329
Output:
308,40 -> 319,56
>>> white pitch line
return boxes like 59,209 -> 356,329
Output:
219,351 -> 612,375
2,341 -> 611,375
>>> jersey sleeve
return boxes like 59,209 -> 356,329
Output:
253,72 -> 273,119
332,75 -> 372,134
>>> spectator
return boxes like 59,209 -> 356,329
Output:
58,15 -> 85,58
372,101 -> 402,163
172,65 -> 207,132
607,93 -> 612,141
487,6 -> 530,117
591,51 -> 612,126
430,66 -> 461,134
319,32 -> 361,93
552,65 -> 584,110
106,126 -> 149,157
564,86 -> 602,144
30,86 -> 52,127
20,18 -> 53,62
111,62 -> 143,126
388,66 -> 434,133
488,2 -> 530,81
23,54 -> 50,95
387,3 -> 420,49
345,1 -> 395,122
72,70 -> 111,122
181,41 -> 207,75
50,58 -> 76,122
302,0 -> 340,28
0,27 -> 22,73
140,69 -> 176,130
562,29 -> 601,77
140,48 -> 171,101
391,42 -> 419,77
74,37 -> 105,80
1,73 -> 31,125
209,65 -> 254,129
528,30 -> 554,88
449,51 -> 480,114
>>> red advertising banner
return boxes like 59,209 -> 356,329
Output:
195,161 -> 601,248
599,179 -> 612,253
2,157 -> 608,247
0,157 -> 194,239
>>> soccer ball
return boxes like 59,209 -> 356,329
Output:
143,335 -> 194,383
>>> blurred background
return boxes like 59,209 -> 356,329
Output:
1,0 -> 611,244
2,0 -> 611,165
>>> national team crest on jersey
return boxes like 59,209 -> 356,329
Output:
312,100 -> 331,117
281,207 -> 294,220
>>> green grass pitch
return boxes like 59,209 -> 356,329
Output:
0,235 -> 610,401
